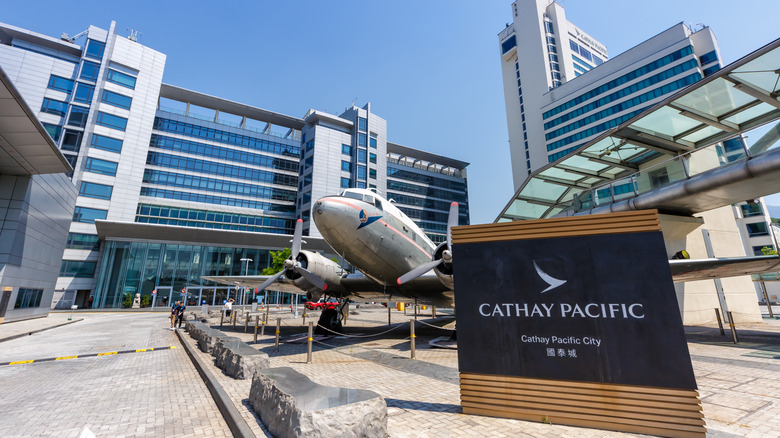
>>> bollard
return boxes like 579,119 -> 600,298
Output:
244,314 -> 250,332
388,306 -> 391,327
307,322 -> 313,364
274,318 -> 281,351
432,306 -> 437,319
303,310 -> 306,325
254,315 -> 259,343
220,310 -> 224,327
715,308 -> 725,336
727,311 -> 739,344
232,311 -> 237,329
261,313 -> 268,336
410,320 -> 416,359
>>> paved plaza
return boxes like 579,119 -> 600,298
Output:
0,307 -> 779,437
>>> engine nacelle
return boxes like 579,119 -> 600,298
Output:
284,250 -> 345,297
432,242 -> 454,290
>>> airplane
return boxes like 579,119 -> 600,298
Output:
203,188 -> 780,332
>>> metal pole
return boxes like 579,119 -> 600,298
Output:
410,320 -> 416,359
220,310 -> 224,327
432,306 -> 437,319
307,322 -> 313,364
761,281 -> 774,318
261,313 -> 268,336
303,310 -> 306,325
388,306 -> 391,326
414,298 -> 418,321
727,311 -> 739,344
703,229 -> 730,318
254,315 -> 259,343
274,318 -> 281,352
232,310 -> 237,329
715,308 -> 725,336
244,314 -> 249,332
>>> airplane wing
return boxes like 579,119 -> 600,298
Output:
200,275 -> 305,294
669,255 -> 780,282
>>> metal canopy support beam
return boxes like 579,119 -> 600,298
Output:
556,164 -> 612,181
580,153 -> 638,171
622,138 -> 678,156
635,131 -> 695,151
514,196 -> 558,207
728,79 -> 780,110
536,175 -> 591,189
670,105 -> 739,132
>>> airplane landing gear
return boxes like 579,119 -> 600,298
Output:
315,299 -> 347,335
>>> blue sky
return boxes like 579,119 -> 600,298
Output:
4,1 -> 779,222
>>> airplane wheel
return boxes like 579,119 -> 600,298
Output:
315,308 -> 343,335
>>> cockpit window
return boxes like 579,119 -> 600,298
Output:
374,198 -> 383,210
363,195 -> 374,204
343,191 -> 362,200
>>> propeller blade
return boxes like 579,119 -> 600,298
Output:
397,259 -> 443,285
291,218 -> 303,258
295,266 -> 327,291
257,270 -> 285,292
447,202 -> 459,251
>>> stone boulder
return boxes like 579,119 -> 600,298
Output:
249,367 -> 387,438
213,337 -> 270,379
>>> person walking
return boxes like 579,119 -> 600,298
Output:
175,301 -> 186,329
170,301 -> 180,329
223,298 -> 233,318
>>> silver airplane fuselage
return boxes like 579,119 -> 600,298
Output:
313,189 -> 437,286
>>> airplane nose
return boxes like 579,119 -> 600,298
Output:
312,198 -> 342,231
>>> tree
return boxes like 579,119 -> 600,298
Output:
262,248 -> 291,274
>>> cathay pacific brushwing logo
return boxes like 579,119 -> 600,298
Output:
357,209 -> 382,229
533,260 -> 566,293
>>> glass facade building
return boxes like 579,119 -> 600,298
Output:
0,20 -> 470,309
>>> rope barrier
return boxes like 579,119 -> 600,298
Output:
314,322 -> 407,338
415,319 -> 456,331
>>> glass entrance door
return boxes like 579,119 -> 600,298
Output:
154,287 -> 173,308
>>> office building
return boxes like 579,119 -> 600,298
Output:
0,65 -> 77,323
0,21 -> 469,309
499,0 -> 720,189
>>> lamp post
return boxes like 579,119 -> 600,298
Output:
240,258 -> 252,308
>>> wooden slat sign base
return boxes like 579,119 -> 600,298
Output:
452,211 -> 705,437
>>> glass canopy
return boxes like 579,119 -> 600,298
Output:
498,38 -> 780,222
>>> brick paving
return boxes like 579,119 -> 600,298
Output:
0,313 -> 231,437
201,305 -> 780,438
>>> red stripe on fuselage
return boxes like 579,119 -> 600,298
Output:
321,197 -> 431,258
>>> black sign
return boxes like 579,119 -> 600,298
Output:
453,231 -> 697,390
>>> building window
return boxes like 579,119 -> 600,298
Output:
358,117 -> 367,131
73,206 -> 108,223
547,44 -> 557,54
551,71 -> 561,80
59,260 -> 97,278
546,36 -> 556,45
101,90 -> 132,110
550,62 -> 560,71
356,181 -> 366,189
357,165 -> 367,179
746,222 -> 769,237
579,46 -> 593,62
703,64 -> 721,77
340,177 -> 351,188
544,21 -> 554,34
96,111 -> 128,131
74,83 -> 95,104
741,203 -> 763,217
358,133 -> 367,147
369,152 -> 377,164
61,130 -> 83,152
47,75 -> 74,93
43,123 -> 63,142
79,181 -> 113,200
370,137 -> 377,148
548,53 -> 559,62
67,106 -> 89,127
66,233 -> 101,250
369,168 -> 376,179
41,98 -> 68,116
342,144 -> 353,156
593,55 -> 604,66
699,50 -> 718,66
90,134 -> 123,153
501,35 -> 517,54
107,69 -> 137,89
341,161 -> 352,172
14,288 -> 43,309
85,39 -> 105,60
80,60 -> 100,81
358,149 -> 367,163
85,157 -> 118,176
753,245 -> 775,256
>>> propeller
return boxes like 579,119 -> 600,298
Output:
257,219 -> 327,292
397,202 -> 458,285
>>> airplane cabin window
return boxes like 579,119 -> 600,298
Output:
375,199 -> 383,210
